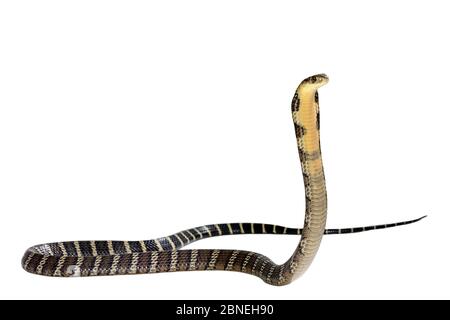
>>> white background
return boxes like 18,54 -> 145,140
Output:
0,1 -> 449,300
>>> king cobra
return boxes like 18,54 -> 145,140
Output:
22,74 -> 425,285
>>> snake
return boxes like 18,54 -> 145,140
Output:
21,74 -> 425,286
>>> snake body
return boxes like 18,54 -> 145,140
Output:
22,74 -> 424,285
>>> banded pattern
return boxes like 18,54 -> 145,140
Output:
21,74 -> 425,285
21,217 -> 425,282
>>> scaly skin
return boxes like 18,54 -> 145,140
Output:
282,73 -> 329,283
21,74 -> 424,285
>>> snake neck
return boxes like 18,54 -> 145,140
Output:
277,74 -> 329,285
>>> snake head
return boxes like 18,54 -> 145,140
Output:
300,74 -> 329,89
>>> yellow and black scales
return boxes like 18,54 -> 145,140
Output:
22,74 -> 425,285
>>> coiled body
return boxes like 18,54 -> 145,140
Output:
21,74 -> 423,285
